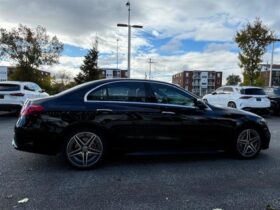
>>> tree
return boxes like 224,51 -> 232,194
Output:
0,24 -> 63,68
226,74 -> 241,85
74,46 -> 102,84
235,18 -> 275,85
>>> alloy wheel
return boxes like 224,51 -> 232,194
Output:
228,102 -> 236,108
66,132 -> 103,168
236,129 -> 261,158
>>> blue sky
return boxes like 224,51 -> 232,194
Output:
0,0 -> 280,83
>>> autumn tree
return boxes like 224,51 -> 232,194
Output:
74,46 -> 102,84
0,24 -> 63,90
226,74 -> 241,85
235,18 -> 275,85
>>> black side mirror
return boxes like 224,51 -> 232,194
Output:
212,92 -> 217,95
194,99 -> 207,110
39,89 -> 45,93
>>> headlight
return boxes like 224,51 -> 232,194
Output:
259,118 -> 267,125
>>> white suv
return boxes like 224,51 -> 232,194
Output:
0,81 -> 49,112
202,86 -> 271,113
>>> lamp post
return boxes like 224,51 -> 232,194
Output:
117,1 -> 143,78
269,38 -> 280,87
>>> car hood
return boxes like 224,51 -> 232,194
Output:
208,104 -> 261,118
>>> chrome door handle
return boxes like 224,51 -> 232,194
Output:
96,109 -> 113,112
161,111 -> 175,115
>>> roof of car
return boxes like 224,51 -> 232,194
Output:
0,81 -> 32,85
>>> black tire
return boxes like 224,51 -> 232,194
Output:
228,101 -> 236,108
232,128 -> 261,159
63,128 -> 107,169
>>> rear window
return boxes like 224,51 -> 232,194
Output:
240,88 -> 265,95
0,84 -> 20,91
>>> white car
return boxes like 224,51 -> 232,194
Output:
0,81 -> 49,112
202,86 -> 271,113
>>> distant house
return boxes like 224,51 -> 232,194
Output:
172,70 -> 222,97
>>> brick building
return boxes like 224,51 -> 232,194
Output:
0,66 -> 51,82
260,64 -> 280,86
172,70 -> 222,97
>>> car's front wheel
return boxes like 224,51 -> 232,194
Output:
63,129 -> 106,169
233,128 -> 262,159
228,101 -> 236,108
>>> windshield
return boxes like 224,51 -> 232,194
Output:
240,88 -> 265,95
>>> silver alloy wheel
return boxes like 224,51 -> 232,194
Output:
66,132 -> 103,168
236,129 -> 261,158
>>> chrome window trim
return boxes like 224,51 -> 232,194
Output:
83,80 -> 211,110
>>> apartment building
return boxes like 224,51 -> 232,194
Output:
172,70 -> 222,97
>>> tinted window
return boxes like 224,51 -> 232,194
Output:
24,84 -> 36,91
150,83 -> 194,106
273,88 -> 280,95
0,84 -> 20,91
240,88 -> 265,95
87,82 -> 146,102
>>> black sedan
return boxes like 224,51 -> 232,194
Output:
264,87 -> 280,115
13,79 -> 271,169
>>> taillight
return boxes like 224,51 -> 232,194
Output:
239,96 -> 252,99
10,93 -> 25,97
20,105 -> 44,116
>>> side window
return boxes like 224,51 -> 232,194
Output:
223,87 -> 233,94
216,87 -> 224,94
24,84 -> 35,92
150,83 -> 194,106
87,82 -> 146,102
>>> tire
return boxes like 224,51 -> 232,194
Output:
232,128 -> 262,159
63,128 -> 107,169
228,101 -> 236,108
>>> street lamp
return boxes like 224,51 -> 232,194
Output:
117,1 -> 143,78
269,38 -> 280,87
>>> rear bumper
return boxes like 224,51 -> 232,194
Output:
0,104 -> 22,111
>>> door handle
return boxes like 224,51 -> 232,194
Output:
161,111 -> 175,115
96,109 -> 113,113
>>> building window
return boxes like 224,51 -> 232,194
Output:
186,72 -> 189,77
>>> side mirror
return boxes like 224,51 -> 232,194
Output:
212,92 -> 217,95
39,89 -> 45,93
194,99 -> 207,110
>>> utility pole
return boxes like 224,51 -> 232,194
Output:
116,39 -> 119,69
269,38 -> 280,87
148,58 -> 156,79
117,1 -> 143,78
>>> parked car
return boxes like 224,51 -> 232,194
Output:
264,87 -> 280,114
0,81 -> 49,112
203,86 -> 271,114
13,79 -> 270,169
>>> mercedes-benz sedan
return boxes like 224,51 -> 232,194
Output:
13,79 -> 271,169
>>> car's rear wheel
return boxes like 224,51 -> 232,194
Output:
63,129 -> 106,169
228,101 -> 236,108
233,128 -> 261,159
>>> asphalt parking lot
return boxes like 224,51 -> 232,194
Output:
1,113 -> 280,210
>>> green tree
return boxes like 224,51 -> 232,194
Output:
226,74 -> 241,85
74,46 -> 102,84
235,18 -> 275,85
